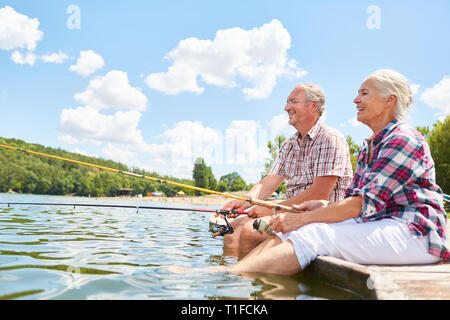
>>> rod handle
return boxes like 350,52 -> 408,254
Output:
247,198 -> 302,213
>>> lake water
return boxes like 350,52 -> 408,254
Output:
0,193 -> 360,300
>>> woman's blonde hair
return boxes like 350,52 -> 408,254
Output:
365,69 -> 413,121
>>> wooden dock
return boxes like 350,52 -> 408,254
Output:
306,230 -> 450,299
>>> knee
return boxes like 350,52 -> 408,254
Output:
241,220 -> 256,238
239,220 -> 264,253
223,218 -> 247,248
223,232 -> 238,247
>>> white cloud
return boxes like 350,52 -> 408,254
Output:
41,50 -> 69,64
102,143 -> 137,165
145,19 -> 306,99
57,134 -> 79,145
410,83 -> 420,96
145,64 -> 204,95
71,148 -> 99,159
143,121 -> 223,178
69,50 -> 105,76
74,70 -> 148,111
58,70 -> 149,148
348,116 -> 362,128
0,6 -> 43,51
10,50 -> 37,65
225,120 -> 269,165
140,120 -> 271,179
59,106 -> 146,146
420,76 -> 450,117
11,50 -> 69,66
268,114 -> 295,138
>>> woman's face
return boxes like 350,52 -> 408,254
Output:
353,78 -> 392,129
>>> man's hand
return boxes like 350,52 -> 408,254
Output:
219,200 -> 251,218
247,205 -> 273,219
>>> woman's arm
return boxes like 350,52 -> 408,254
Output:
270,196 -> 362,234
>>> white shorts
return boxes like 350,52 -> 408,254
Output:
276,218 -> 440,270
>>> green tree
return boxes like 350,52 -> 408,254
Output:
346,136 -> 361,173
264,135 -> 287,176
0,136 -> 200,198
426,116 -> 450,195
416,125 -> 431,139
263,135 -> 287,195
192,158 -> 217,195
219,172 -> 247,192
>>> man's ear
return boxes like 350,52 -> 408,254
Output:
311,101 -> 319,113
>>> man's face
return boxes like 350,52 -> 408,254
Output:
284,88 -> 315,127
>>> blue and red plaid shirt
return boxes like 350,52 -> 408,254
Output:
345,120 -> 448,260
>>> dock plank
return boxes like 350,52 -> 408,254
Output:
307,229 -> 450,300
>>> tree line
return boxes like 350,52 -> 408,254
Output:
0,137 -> 197,197
1,115 -> 448,198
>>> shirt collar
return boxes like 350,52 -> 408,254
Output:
363,119 -> 401,147
295,119 -> 322,141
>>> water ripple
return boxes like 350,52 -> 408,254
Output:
0,194 -> 359,300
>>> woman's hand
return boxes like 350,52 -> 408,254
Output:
269,212 -> 305,234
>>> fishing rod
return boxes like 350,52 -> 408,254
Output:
0,201 -> 246,237
0,201 -> 247,215
0,143 -> 300,213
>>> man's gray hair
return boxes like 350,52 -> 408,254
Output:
295,83 -> 326,117
365,69 -> 413,121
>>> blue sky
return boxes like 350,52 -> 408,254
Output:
1,0 -> 449,183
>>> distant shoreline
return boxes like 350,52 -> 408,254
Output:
3,191 -> 285,207
136,195 -> 229,206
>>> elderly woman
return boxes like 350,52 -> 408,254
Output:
216,69 -> 448,275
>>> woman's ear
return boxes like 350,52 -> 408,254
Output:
386,94 -> 397,106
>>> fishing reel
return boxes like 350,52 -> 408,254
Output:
210,216 -> 234,237
209,209 -> 241,237
252,218 -> 274,235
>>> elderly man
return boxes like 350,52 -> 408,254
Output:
221,83 -> 353,254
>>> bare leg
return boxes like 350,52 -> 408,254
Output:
222,216 -> 250,250
238,235 -> 281,263
168,238 -> 301,276
238,217 -> 271,254
229,240 -> 301,276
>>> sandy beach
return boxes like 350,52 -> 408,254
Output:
116,191 -> 250,207
141,195 -> 230,206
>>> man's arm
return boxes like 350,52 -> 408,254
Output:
278,175 -> 338,206
220,174 -> 285,212
247,175 -> 339,217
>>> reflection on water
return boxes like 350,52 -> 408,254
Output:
0,193 -> 359,300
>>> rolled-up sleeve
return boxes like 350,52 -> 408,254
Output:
269,140 -> 290,176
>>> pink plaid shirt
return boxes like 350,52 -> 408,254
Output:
269,120 -> 353,202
